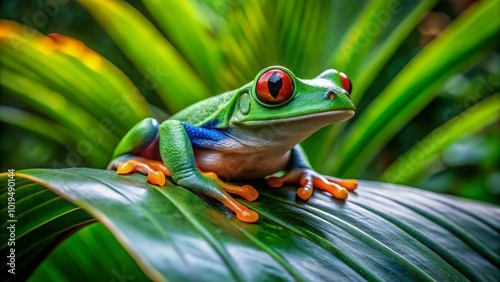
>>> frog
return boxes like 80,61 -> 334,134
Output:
108,66 -> 357,223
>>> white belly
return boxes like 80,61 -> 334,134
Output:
194,149 -> 290,181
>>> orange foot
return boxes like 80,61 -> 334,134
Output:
266,168 -> 357,201
115,157 -> 171,186
111,156 -> 259,223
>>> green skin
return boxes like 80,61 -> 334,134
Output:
109,66 -> 355,222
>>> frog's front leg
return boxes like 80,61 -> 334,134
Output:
158,120 -> 259,223
107,118 -> 171,185
267,145 -> 357,200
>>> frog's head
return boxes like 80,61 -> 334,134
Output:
231,66 -> 355,132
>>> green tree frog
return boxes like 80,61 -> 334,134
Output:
108,66 -> 357,223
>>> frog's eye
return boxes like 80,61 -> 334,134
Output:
256,69 -> 294,104
339,72 -> 352,94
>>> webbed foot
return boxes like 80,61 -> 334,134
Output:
266,168 -> 357,200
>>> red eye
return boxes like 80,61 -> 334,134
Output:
339,72 -> 352,94
256,69 -> 294,104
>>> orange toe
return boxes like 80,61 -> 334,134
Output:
220,183 -> 259,202
147,171 -> 166,186
241,185 -> 259,201
341,180 -> 358,191
313,178 -> 349,200
221,198 -> 259,223
202,171 -> 259,202
332,187 -> 348,200
297,187 -> 313,200
236,208 -> 259,223
266,177 -> 283,188
331,179 -> 357,191
117,162 -> 135,174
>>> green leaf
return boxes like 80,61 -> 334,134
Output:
0,106 -> 72,146
0,20 -> 151,130
217,0 -> 368,88
0,69 -> 116,165
142,0 -> 223,92
381,93 -> 500,184
29,223 -> 150,282
314,0 -> 438,168
331,0 -> 438,102
78,0 -> 211,112
331,0 -> 500,177
2,168 -> 498,281
0,176 -> 93,281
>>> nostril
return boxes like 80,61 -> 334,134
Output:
327,91 -> 335,100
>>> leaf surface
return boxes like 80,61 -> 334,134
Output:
2,168 -> 498,281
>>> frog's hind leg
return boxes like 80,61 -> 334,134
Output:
110,118 -> 161,160
108,118 -> 170,185
159,120 -> 259,223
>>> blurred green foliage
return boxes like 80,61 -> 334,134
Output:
0,0 -> 499,204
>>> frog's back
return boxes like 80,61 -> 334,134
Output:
169,91 -> 235,126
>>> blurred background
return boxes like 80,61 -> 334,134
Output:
0,0 -> 499,204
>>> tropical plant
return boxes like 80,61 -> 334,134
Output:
0,0 -> 499,281
2,169 -> 499,281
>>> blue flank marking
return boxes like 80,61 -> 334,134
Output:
182,122 -> 227,148
202,118 -> 219,128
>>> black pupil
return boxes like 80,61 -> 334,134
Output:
268,72 -> 282,99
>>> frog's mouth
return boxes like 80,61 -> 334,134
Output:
240,110 -> 355,127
